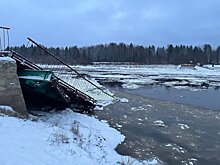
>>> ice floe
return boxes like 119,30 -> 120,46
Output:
65,64 -> 220,90
154,120 -> 166,127
178,123 -> 190,130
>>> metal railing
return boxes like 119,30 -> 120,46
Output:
27,37 -> 114,101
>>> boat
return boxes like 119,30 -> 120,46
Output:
0,27 -> 114,111
12,51 -> 98,111
18,69 -> 72,109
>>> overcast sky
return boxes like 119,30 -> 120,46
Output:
1,0 -> 220,47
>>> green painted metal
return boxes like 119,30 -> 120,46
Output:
18,69 -> 67,103
18,69 -> 54,82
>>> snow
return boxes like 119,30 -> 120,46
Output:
50,64 -> 220,90
122,83 -> 140,89
0,105 -> 13,112
0,109 -> 159,165
0,56 -> 15,62
165,143 -> 186,154
54,73 -> 115,104
178,123 -> 190,130
182,158 -> 198,165
119,98 -> 129,103
0,105 -> 18,116
154,120 -> 166,127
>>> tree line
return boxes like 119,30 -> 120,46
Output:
12,43 -> 220,65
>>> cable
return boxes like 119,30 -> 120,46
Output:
26,40 -> 30,48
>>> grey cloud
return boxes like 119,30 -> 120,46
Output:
0,0 -> 219,47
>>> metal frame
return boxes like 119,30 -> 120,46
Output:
9,50 -> 96,105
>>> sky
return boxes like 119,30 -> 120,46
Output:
0,0 -> 220,47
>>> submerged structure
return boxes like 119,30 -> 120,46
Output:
0,27 -> 114,111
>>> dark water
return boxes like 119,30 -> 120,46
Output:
126,86 -> 220,110
95,86 -> 220,165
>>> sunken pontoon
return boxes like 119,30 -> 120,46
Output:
1,28 -> 114,111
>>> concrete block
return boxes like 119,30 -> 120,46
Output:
0,57 -> 28,118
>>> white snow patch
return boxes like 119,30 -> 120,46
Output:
165,143 -> 186,154
154,120 -> 166,127
0,110 -> 160,165
119,98 -> 129,103
146,104 -> 153,107
116,123 -> 122,128
122,83 -> 140,89
95,100 -> 114,111
178,123 -> 190,130
101,120 -> 108,123
61,64 -> 220,90
0,57 -> 15,62
165,143 -> 173,147
182,158 -> 198,165
0,105 -> 13,112
123,115 -> 128,118
94,105 -> 104,111
172,146 -> 185,153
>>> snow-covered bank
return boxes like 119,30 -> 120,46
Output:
0,56 -> 15,62
0,109 -> 160,165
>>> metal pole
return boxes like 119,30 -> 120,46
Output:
7,29 -> 9,50
0,26 -> 10,30
0,26 -> 10,50
27,37 -> 115,99
3,29 -> 5,50
0,36 -> 2,51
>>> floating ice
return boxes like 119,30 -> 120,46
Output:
178,123 -> 190,130
154,120 -> 166,127
120,98 -> 129,103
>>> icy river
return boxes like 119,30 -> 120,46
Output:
128,86 -> 220,110
95,86 -> 220,165
50,64 -> 220,165
73,64 -> 220,165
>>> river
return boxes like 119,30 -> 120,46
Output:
95,86 -> 220,165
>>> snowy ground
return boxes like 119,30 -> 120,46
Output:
0,56 -> 15,62
0,108 -> 160,165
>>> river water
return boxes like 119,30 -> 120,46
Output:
95,86 -> 220,165
126,86 -> 220,110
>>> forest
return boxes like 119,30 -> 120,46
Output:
12,43 -> 220,65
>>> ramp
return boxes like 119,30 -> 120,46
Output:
8,41 -> 114,110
